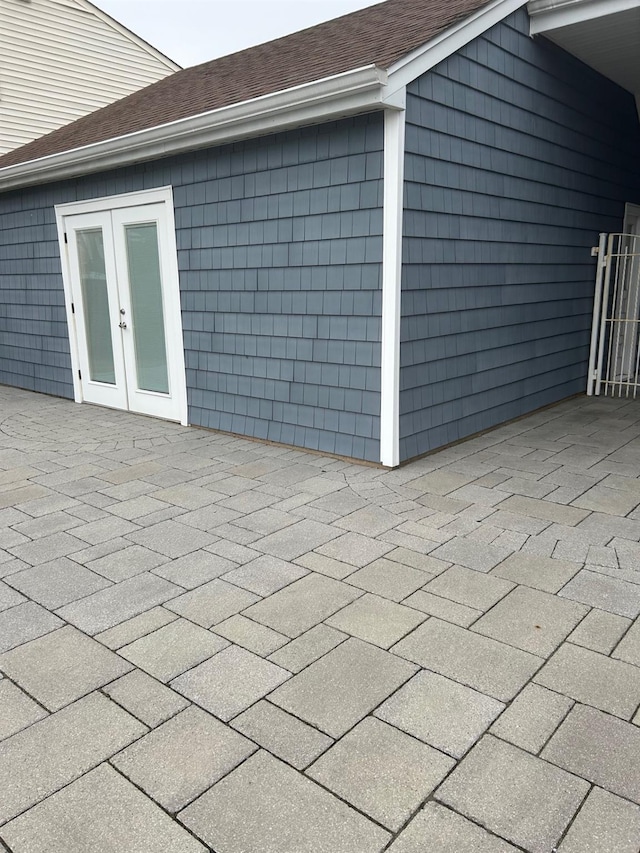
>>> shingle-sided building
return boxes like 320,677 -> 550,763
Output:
1,0 -> 639,466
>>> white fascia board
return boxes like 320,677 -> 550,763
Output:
383,0 -> 529,98
528,0 -> 640,35
0,65 -> 386,192
380,102 -> 406,468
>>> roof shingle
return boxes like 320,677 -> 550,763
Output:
0,0 -> 490,170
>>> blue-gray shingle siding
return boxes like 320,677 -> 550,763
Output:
400,8 -> 640,461
0,115 -> 383,461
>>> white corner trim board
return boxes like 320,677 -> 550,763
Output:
380,105 -> 406,468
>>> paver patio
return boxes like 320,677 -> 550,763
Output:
2,386 -> 640,851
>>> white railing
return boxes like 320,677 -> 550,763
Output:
588,232 -> 640,397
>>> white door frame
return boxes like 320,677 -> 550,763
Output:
55,186 -> 188,425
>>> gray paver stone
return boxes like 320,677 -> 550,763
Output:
392,618 -> 541,702
244,573 -> 360,638
70,516 -> 139,545
172,644 -> 291,720
424,565 -> 514,610
165,578 -> 259,628
232,700 -> 332,769
315,532 -> 394,567
335,506 -> 399,536
221,555 -> 308,596
376,670 -> 504,758
85,545 -> 167,582
407,469 -> 476,496
498,496 -> 589,526
308,717 -> 454,831
535,642 -> 640,719
267,623 -> 347,672
103,669 -> 189,727
4,558 -> 111,609
179,750 -> 390,853
0,625 -> 132,711
294,551 -> 358,579
0,681 -> 47,741
326,594 -> 425,648
56,572 -> 182,634
112,705 -> 256,812
573,485 -> 640,516
127,520 -> 214,558
0,602 -> 63,654
437,735 -> 589,853
119,618 -> 227,682
94,606 -> 177,650
568,608 -> 632,654
0,764 -> 205,852
558,786 -> 640,853
490,683 -> 573,753
402,591 -> 482,626
472,587 -> 587,657
387,801 -> 520,853
543,704 -> 640,804
345,558 -> 428,601
559,570 -> 640,618
0,692 -> 146,824
151,550 -> 237,588
212,615 -> 288,656
252,520 -> 340,561
491,552 -> 581,593
8,532 -> 85,566
429,538 -> 512,572
270,638 -> 417,737
0,582 -> 25,612
612,619 -> 640,666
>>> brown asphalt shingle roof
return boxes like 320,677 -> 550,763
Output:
0,0 -> 491,170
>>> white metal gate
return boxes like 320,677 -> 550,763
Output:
587,231 -> 640,397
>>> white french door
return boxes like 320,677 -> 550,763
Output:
57,189 -> 187,424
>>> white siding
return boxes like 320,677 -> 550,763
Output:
0,0 -> 179,154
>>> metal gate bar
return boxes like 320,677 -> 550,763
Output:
588,232 -> 640,398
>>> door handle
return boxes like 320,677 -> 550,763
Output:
119,322 -> 127,329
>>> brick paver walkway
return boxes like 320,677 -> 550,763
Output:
2,386 -> 640,851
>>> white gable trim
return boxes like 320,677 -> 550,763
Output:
382,0 -> 529,99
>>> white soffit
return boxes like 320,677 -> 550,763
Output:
528,0 -> 640,97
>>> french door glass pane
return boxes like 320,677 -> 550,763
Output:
125,222 -> 169,394
76,228 -> 116,384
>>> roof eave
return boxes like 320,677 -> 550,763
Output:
0,65 -> 388,193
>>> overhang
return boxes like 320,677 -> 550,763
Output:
528,0 -> 640,100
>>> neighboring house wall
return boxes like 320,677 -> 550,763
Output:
0,114 -> 384,460
399,9 -> 640,461
0,0 -> 178,154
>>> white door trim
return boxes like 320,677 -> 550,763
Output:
56,186 -> 176,216
379,102 -> 406,468
55,186 -> 188,425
